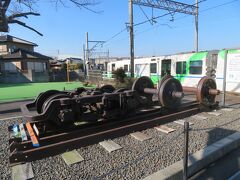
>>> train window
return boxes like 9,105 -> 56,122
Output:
112,64 -> 115,71
190,60 -> 202,74
211,54 -> 218,69
176,61 -> 186,74
150,63 -> 157,73
124,65 -> 128,72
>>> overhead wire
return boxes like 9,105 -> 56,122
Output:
174,0 -> 240,21
103,0 -> 206,46
104,0 -> 240,46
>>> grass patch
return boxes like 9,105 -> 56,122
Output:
0,82 -> 95,103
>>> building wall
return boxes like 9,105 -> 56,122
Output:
0,45 -> 7,55
0,69 -> 49,83
0,61 -> 3,73
0,42 -> 34,55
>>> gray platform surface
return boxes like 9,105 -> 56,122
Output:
143,132 -> 240,180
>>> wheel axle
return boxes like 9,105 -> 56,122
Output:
132,76 -> 184,109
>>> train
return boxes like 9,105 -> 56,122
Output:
104,48 -> 240,93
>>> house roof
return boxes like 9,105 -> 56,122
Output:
0,35 -> 37,46
1,48 -> 52,61
65,57 -> 83,62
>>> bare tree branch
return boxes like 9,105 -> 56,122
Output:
3,0 -> 11,10
8,19 -> 43,36
1,0 -> 101,35
8,11 -> 39,20
69,0 -> 102,14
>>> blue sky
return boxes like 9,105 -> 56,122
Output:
5,0 -> 240,58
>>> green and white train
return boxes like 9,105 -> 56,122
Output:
106,48 -> 240,93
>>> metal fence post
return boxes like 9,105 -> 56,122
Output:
183,121 -> 189,180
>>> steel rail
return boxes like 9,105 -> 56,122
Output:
9,102 -> 202,166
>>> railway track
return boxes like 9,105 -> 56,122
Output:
8,101 -> 204,166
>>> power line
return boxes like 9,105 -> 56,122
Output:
104,28 -> 127,44
104,0 -> 205,46
105,0 -> 239,47
201,0 -> 239,12
175,0 -> 240,21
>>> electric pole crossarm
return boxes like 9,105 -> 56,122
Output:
132,0 -> 197,15
89,41 -> 106,52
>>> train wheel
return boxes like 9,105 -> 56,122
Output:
36,90 -> 60,114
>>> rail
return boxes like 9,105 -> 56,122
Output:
9,102 -> 201,166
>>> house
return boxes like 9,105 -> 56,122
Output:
65,57 -> 83,64
0,35 -> 52,83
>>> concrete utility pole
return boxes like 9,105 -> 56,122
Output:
129,0 -> 135,77
86,32 -> 89,78
66,60 -> 70,82
195,0 -> 199,52
221,50 -> 228,107
83,44 -> 86,76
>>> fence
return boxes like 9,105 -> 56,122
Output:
49,69 -> 85,82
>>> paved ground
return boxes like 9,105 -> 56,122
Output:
190,146 -> 240,180
0,100 -> 32,114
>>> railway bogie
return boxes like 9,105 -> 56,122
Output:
21,76 -> 220,127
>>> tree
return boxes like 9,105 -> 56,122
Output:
113,68 -> 127,83
0,0 -> 99,35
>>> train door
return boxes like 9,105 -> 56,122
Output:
161,59 -> 171,77
206,51 -> 218,78
150,60 -> 158,84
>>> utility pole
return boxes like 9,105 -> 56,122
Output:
86,32 -> 89,78
83,44 -> 86,76
131,0 -> 198,56
221,50 -> 228,107
129,0 -> 135,77
66,59 -> 70,82
85,33 -> 105,74
195,0 -> 199,52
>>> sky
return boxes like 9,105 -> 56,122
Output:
4,0 -> 240,58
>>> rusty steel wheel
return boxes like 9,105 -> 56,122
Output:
114,88 -> 128,93
132,76 -> 154,102
158,74 -> 173,88
196,76 -> 217,106
36,90 -> 60,114
41,93 -> 72,113
100,84 -> 115,93
158,77 -> 183,109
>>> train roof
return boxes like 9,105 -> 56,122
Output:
107,47 -> 240,63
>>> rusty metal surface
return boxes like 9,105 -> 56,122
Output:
183,76 -> 220,107
144,88 -> 158,94
157,75 -> 173,88
196,76 -> 218,106
132,76 -> 154,102
183,86 -> 197,93
158,77 -> 183,109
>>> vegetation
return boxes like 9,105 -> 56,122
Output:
61,63 -> 67,70
61,63 -> 83,71
112,68 -> 126,83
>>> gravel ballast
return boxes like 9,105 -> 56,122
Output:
1,107 -> 240,180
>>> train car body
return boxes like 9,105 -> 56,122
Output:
106,48 -> 240,93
